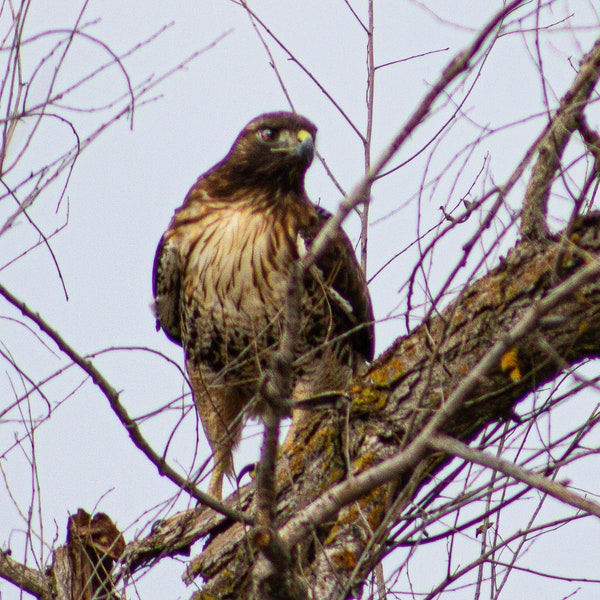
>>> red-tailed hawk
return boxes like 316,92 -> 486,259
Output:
153,112 -> 374,498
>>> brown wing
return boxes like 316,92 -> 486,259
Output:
301,206 -> 375,361
152,232 -> 182,345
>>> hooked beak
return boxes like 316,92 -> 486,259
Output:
295,129 -> 314,164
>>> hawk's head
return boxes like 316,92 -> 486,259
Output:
206,112 -> 317,197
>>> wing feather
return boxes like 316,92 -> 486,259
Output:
152,233 -> 183,345
300,207 -> 375,361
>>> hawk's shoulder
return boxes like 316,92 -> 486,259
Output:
152,189 -> 215,346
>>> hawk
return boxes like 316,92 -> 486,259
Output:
153,112 -> 374,498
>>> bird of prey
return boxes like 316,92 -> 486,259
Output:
153,112 -> 374,498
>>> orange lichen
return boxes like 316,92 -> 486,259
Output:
365,496 -> 386,531
351,386 -> 387,412
328,466 -> 345,485
354,451 -> 378,472
500,346 -> 522,382
367,358 -> 404,387
285,421 -> 338,475
330,548 -> 358,570
326,507 -> 355,535
324,523 -> 341,544
251,528 -> 272,548
504,267 -> 542,301
324,487 -> 389,546
311,424 -> 339,452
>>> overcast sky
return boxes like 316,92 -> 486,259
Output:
1,2 -> 599,599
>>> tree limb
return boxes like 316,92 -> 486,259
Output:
0,283 -> 251,524
428,433 -> 600,518
0,551 -> 52,600
520,37 -> 600,240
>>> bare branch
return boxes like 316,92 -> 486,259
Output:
235,0 -> 365,142
0,550 -> 51,600
276,250 -> 600,550
303,0 -> 528,275
520,36 -> 600,240
0,283 -> 252,524
429,433 -> 600,518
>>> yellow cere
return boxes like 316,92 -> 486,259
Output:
297,129 -> 312,143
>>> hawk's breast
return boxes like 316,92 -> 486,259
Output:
183,204 -> 296,332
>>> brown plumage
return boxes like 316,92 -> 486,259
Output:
153,112 -> 374,498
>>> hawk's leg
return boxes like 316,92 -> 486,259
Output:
187,362 -> 245,499
282,358 -> 354,451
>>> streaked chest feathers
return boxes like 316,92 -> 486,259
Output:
184,204 -> 297,327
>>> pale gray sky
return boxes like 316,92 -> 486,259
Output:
1,2 -> 599,599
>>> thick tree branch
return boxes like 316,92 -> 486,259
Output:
0,551 -> 52,600
5,6 -> 600,599
108,20 -> 600,600
272,243 -> 600,551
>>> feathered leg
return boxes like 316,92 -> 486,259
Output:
187,361 -> 245,499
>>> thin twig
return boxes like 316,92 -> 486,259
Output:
0,283 -> 252,524
235,0 -> 365,142
300,0 -> 528,277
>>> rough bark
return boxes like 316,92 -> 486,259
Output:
118,213 -> 600,599
51,510 -> 125,600
0,551 -> 52,600
1,510 -> 125,599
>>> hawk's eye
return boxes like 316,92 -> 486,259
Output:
258,128 -> 279,143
